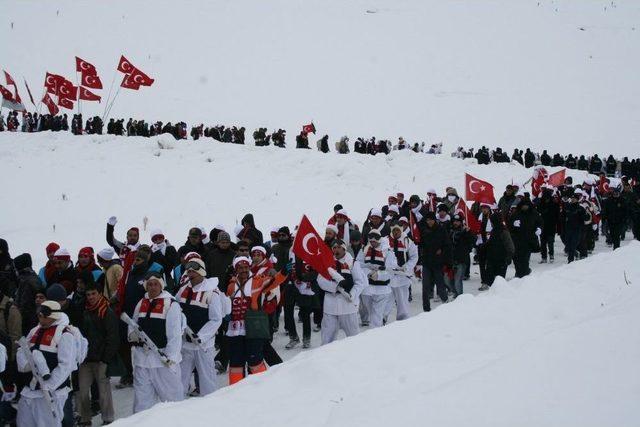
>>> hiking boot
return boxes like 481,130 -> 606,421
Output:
115,375 -> 133,389
539,258 -> 547,264
549,255 -> 554,263
313,324 -> 321,332
285,337 -> 300,349
302,338 -> 311,349
478,284 -> 490,291
215,360 -> 227,374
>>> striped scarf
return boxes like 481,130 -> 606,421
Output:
85,295 -> 110,319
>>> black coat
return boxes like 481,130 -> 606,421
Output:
450,227 -> 475,264
536,196 -> 560,236
602,196 -> 628,225
204,247 -> 236,280
80,305 -> 119,363
564,202 -> 588,234
150,244 -> 179,284
509,204 -> 542,253
418,222 -> 452,268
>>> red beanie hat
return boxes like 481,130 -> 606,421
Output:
46,242 -> 60,256
78,247 -> 94,259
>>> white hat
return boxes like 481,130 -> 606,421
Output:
370,208 -> 382,218
388,205 -> 399,214
233,256 -> 251,269
149,228 -> 164,239
185,258 -> 206,277
97,247 -> 117,261
251,246 -> 267,256
398,216 -> 409,224
144,274 -> 166,290
326,224 -> 339,234
40,300 -> 63,320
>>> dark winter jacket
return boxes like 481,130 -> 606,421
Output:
237,214 -> 264,246
122,262 -> 150,317
536,194 -> 560,236
602,196 -> 628,225
80,302 -> 119,363
271,240 -> 293,273
449,227 -> 475,264
508,201 -> 543,253
418,222 -> 453,268
563,202 -> 588,233
204,247 -> 235,281
150,244 -> 179,286
15,267 -> 42,334
485,215 -> 515,265
48,262 -> 77,294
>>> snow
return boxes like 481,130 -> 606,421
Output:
2,0 -> 640,156
0,132 -> 637,426
109,242 -> 640,427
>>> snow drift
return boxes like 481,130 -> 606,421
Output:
2,0 -> 640,155
111,242 -> 640,427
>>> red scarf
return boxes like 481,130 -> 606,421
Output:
86,294 -> 110,319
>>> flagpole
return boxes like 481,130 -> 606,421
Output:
102,72 -> 117,121
75,71 -> 81,116
104,85 -> 121,121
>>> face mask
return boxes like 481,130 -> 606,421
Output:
448,195 -> 457,202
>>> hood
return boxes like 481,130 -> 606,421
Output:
241,213 -> 255,228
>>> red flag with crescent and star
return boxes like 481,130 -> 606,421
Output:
80,73 -> 103,90
57,79 -> 78,100
547,169 -> 566,187
76,56 -> 97,75
455,198 -> 481,234
292,215 -> 335,280
79,87 -> 101,102
44,72 -> 65,95
531,166 -> 548,197
465,173 -> 496,204
42,93 -> 59,115
302,122 -> 316,135
57,96 -> 74,109
117,55 -> 135,74
598,176 -> 610,195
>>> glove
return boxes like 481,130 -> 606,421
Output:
337,279 -> 354,293
108,216 -> 118,226
128,329 -> 142,343
535,228 -> 542,237
0,384 -> 16,402
592,223 -> 598,230
32,350 -> 51,380
284,261 -> 294,274
513,220 -> 521,227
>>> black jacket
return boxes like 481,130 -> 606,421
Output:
450,227 -> 475,264
80,304 -> 119,363
418,222 -> 452,268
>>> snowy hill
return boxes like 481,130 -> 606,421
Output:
110,242 -> 640,427
2,0 -> 640,155
0,131 -> 593,266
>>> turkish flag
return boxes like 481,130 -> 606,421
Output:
409,211 -> 421,244
455,198 -> 481,234
44,72 -> 65,94
128,67 -> 154,87
57,96 -> 74,110
531,166 -> 548,197
42,93 -> 59,115
292,215 -> 335,280
120,74 -> 140,90
80,73 -> 103,90
117,55 -> 135,74
4,71 -> 15,87
465,173 -> 496,204
548,169 -> 566,187
79,87 -> 101,102
302,122 -> 316,134
58,80 -> 78,100
75,56 -> 97,75
598,176 -> 610,194
0,84 -> 13,101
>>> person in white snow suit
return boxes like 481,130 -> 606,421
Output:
128,273 -> 184,413
16,301 -> 77,426
176,258 -> 229,397
386,223 -> 418,320
357,230 -> 397,328
318,240 -> 366,344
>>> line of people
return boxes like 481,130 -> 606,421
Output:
0,175 -> 638,425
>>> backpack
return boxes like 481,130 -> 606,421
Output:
64,325 -> 88,367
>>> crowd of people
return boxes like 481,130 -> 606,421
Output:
0,169 -> 638,426
454,146 -> 640,180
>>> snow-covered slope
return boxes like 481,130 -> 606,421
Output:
110,242 -> 640,427
2,0 -> 640,155
0,131 -> 595,266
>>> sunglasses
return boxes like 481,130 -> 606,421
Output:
37,305 -> 61,318
184,261 -> 202,271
